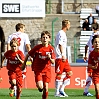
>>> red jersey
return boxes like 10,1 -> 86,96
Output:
88,50 -> 99,74
4,50 -> 25,71
28,44 -> 55,72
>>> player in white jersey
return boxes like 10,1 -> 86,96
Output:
7,23 -> 31,97
83,27 -> 99,96
54,19 -> 73,97
7,25 -> 30,55
55,30 -> 67,59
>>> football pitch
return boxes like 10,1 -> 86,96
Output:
0,88 -> 95,99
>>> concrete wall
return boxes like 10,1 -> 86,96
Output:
46,0 -> 99,14
0,18 -> 45,50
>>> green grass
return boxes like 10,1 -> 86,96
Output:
0,88 -> 95,99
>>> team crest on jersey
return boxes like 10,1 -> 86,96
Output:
46,52 -> 50,55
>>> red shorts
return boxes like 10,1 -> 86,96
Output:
87,66 -> 93,73
8,70 -> 23,88
34,70 -> 51,83
55,59 -> 72,74
92,72 -> 99,84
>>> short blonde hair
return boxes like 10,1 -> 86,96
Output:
62,19 -> 70,27
10,38 -> 19,46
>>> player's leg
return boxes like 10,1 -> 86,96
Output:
42,82 -> 48,99
16,87 -> 22,99
83,67 -> 93,96
59,60 -> 73,97
55,73 -> 64,96
42,70 -> 51,99
36,81 -> 43,92
16,71 -> 23,99
8,71 -> 16,97
34,71 -> 43,92
9,79 -> 16,97
14,68 -> 27,96
55,59 -> 65,97
95,83 -> 99,99
59,72 -> 72,97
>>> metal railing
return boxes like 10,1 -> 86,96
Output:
74,37 -> 86,62
46,0 -> 51,14
51,17 -> 58,46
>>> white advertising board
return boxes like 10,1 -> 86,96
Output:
0,0 -> 45,17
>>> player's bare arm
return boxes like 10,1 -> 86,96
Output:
47,53 -> 55,64
84,45 -> 88,62
1,56 -> 6,68
88,63 -> 98,69
59,44 -> 66,62
26,44 -> 31,52
16,54 -> 24,64
7,43 -> 11,51
22,54 -> 29,70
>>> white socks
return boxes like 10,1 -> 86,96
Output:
84,76 -> 92,93
55,80 -> 62,95
14,86 -> 17,96
60,78 -> 70,92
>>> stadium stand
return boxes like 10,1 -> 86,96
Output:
80,19 -> 99,28
80,8 -> 98,19
80,8 -> 99,28
79,31 -> 93,57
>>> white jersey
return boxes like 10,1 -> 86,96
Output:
87,31 -> 99,55
55,30 -> 67,59
8,32 -> 30,55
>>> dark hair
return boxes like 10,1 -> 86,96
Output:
41,31 -> 51,38
15,23 -> 25,31
92,35 -> 99,44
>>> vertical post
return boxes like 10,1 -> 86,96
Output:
46,0 -> 51,14
81,0 -> 83,8
67,46 -> 72,63
61,0 -> 64,13
74,37 -> 77,62
51,17 -> 58,46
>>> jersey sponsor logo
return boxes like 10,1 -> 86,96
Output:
9,60 -> 19,64
39,55 -> 47,59
2,3 -> 20,13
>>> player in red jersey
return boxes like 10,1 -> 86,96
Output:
2,38 -> 25,99
7,23 -> 31,96
88,35 -> 99,99
83,27 -> 99,96
22,31 -> 56,99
